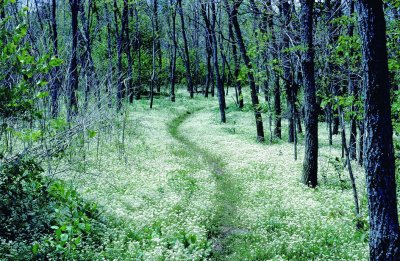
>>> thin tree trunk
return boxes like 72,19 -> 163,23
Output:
265,0 -> 281,138
227,0 -> 264,141
280,1 -> 295,143
134,6 -> 142,100
50,0 -> 60,118
339,107 -> 360,221
210,0 -> 226,123
177,0 -> 194,98
122,0 -> 133,104
114,0 -> 125,111
201,1 -> 213,99
227,4 -> 243,109
68,0 -> 80,120
347,0 -> 357,160
150,1 -> 156,109
106,4 -> 113,108
170,0 -> 177,102
154,0 -> 162,93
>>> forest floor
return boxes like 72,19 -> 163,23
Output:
58,90 -> 369,260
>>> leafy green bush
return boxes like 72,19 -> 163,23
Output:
0,156 -> 108,260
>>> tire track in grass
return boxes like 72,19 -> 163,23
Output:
167,109 -> 248,259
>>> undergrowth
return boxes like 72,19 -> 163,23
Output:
1,90 -> 372,260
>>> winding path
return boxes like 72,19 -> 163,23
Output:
167,109 -> 247,259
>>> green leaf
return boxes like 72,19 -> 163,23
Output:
74,237 -> 81,245
32,243 -> 39,254
36,91 -> 49,99
60,233 -> 69,242
87,129 -> 97,139
36,80 -> 49,87
55,228 -> 62,238
49,56 -> 63,67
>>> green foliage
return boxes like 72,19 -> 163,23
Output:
0,1 -> 61,120
331,35 -> 361,69
0,157 -> 46,242
0,2 -> 108,260
320,94 -> 363,121
282,44 -> 308,54
0,155 -> 109,260
392,90 -> 400,134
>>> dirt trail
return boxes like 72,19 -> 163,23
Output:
167,110 -> 248,259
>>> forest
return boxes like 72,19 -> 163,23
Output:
1,0 -> 400,260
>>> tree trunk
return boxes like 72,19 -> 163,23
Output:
154,0 -> 162,93
114,0 -> 125,111
122,0 -> 133,104
300,0 -> 318,188
227,4 -> 243,109
150,0 -> 157,109
264,0 -> 281,139
339,107 -> 361,221
106,4 -> 113,108
50,0 -> 60,118
357,1 -> 400,259
347,0 -> 357,160
228,0 -> 264,141
177,0 -> 194,98
68,0 -> 79,120
134,6 -> 142,100
210,0 -> 226,123
170,0 -> 177,102
80,0 -> 99,110
201,1 -> 213,99
280,1 -> 295,143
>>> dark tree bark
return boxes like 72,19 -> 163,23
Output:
200,1 -> 213,98
347,0 -> 357,160
80,0 -> 100,110
357,1 -> 400,259
154,0 -> 162,93
227,0 -> 264,141
123,0 -> 133,104
210,0 -> 226,123
177,0 -> 194,98
280,1 -> 295,143
227,2 -> 243,109
50,0 -> 60,118
323,0 -> 341,141
300,0 -> 318,188
114,0 -> 125,111
358,121 -> 364,166
274,76 -> 282,139
264,0 -> 281,139
105,4 -> 113,108
170,0 -> 177,102
193,5 -> 201,92
68,0 -> 80,120
328,0 -> 342,137
339,107 -> 361,221
150,0 -> 157,109
133,5 -> 142,100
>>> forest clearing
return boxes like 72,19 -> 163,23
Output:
1,0 -> 400,260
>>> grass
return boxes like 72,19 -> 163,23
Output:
53,88 -> 369,260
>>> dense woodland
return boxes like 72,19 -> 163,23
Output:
1,0 -> 400,260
